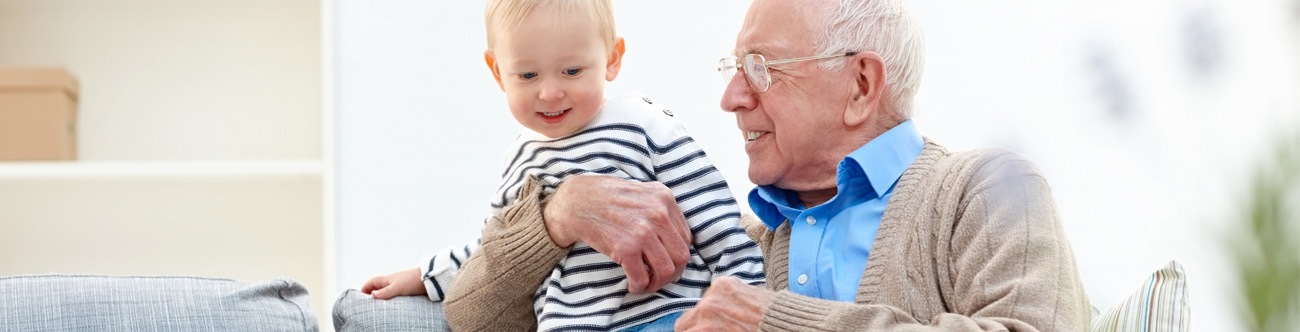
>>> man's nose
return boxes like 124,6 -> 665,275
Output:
719,73 -> 755,113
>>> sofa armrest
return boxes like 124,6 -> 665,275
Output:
0,274 -> 317,331
333,289 -> 450,332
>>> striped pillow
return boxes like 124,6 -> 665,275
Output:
1091,261 -> 1190,332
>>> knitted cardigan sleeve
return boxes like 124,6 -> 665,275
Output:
759,151 -> 1090,332
444,178 -> 564,332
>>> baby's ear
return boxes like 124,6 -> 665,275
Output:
484,50 -> 505,91
605,37 -> 626,82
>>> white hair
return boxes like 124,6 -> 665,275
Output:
815,0 -> 926,118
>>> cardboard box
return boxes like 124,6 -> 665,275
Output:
0,67 -> 79,160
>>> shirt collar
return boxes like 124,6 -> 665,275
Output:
749,185 -> 798,229
748,120 -> 924,230
843,120 -> 923,197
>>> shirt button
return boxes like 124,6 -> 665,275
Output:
805,216 -> 816,225
797,274 -> 808,285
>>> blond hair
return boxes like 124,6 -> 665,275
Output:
484,0 -> 617,52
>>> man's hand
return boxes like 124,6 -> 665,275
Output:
675,276 -> 775,332
361,267 -> 425,300
542,175 -> 692,294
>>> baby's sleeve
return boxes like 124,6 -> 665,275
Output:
419,239 -> 480,302
648,117 -> 766,286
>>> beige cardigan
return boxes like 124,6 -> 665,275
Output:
445,140 -> 1091,332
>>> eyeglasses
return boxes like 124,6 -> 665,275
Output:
718,51 -> 859,93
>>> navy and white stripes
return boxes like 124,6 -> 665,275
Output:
421,94 -> 764,331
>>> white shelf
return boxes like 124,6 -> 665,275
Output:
0,0 -> 322,160
0,160 -> 322,179
1,0 -> 331,329
0,158 -> 328,330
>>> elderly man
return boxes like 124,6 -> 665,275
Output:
444,0 -> 1091,331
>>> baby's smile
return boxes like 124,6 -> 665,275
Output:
538,108 -> 571,123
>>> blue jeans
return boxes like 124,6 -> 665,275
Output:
618,312 -> 684,332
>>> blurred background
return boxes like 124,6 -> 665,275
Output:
2,0 -> 1297,331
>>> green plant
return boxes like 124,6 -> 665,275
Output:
1231,133 -> 1300,332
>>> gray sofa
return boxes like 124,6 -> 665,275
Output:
1,274 -> 457,332
332,289 -> 449,332
0,275 -> 317,332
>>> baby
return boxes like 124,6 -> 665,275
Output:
361,0 -> 764,330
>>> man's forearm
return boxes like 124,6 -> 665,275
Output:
760,290 -> 1055,332
444,178 -> 567,331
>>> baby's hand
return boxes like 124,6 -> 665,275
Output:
361,267 -> 425,300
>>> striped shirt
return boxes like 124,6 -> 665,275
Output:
420,94 -> 765,331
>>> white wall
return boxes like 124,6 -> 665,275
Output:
910,1 -> 1298,331
334,1 -> 1300,331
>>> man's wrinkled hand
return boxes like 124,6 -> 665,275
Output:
543,175 -> 692,294
675,276 -> 774,332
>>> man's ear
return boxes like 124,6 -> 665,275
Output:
845,52 -> 886,127
484,50 -> 505,91
605,37 -> 626,81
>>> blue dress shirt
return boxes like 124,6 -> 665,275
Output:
748,120 -> 924,302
